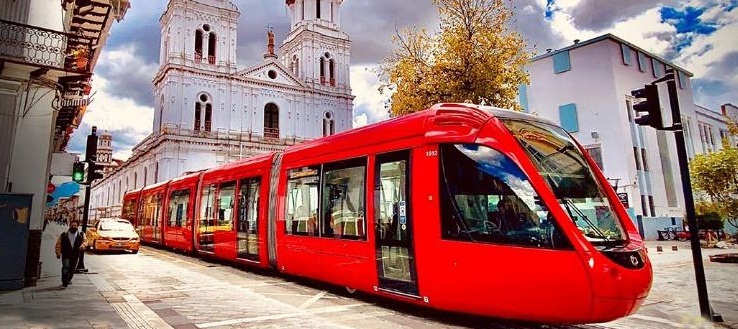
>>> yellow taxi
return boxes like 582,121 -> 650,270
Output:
87,218 -> 140,254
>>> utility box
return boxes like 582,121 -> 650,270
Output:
0,193 -> 33,290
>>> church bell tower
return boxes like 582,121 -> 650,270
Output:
282,0 -> 351,94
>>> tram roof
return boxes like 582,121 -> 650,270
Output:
140,179 -> 169,193
284,103 -> 557,156
201,152 -> 275,178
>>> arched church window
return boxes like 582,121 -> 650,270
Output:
143,167 -> 148,187
323,111 -> 335,136
291,55 -> 299,76
195,30 -> 203,62
208,32 -> 216,64
158,95 -> 165,131
264,103 -> 279,139
133,173 -> 137,189
205,103 -> 212,132
155,162 -> 159,183
319,57 -> 326,84
194,93 -> 211,132
194,103 -> 202,131
316,0 -> 321,19
329,59 -> 335,86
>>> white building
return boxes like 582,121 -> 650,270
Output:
90,0 -> 354,215
0,0 -> 128,287
520,34 -> 733,239
721,103 -> 738,147
694,104 -> 731,154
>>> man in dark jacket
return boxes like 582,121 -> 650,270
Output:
55,219 -> 87,287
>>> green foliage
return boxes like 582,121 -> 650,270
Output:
695,212 -> 724,230
690,146 -> 738,229
380,0 -> 532,116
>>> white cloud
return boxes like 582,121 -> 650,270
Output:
350,65 -> 391,126
75,75 -> 154,162
609,8 -> 675,56
353,113 -> 368,128
675,9 -> 738,77
548,10 -> 599,43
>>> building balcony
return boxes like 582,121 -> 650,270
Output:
264,127 -> 280,139
0,19 -> 93,74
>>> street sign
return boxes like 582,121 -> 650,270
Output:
617,192 -> 629,208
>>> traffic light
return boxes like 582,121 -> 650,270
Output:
87,161 -> 104,182
631,84 -> 664,129
85,131 -> 98,162
72,162 -> 85,183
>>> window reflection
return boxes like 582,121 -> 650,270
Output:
217,182 -> 236,229
321,160 -> 366,239
286,167 -> 320,235
168,189 -> 189,227
237,178 -> 260,260
440,144 -> 569,249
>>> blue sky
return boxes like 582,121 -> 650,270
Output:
68,0 -> 738,160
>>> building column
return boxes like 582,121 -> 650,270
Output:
7,85 -> 57,287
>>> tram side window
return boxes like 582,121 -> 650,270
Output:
217,182 -> 236,229
321,158 -> 367,240
286,167 -> 320,236
168,189 -> 190,227
142,194 -> 156,227
237,178 -> 261,233
200,185 -> 216,229
122,199 -> 136,222
439,144 -> 570,249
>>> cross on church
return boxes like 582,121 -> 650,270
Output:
265,23 -> 274,31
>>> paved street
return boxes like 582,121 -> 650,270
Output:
1,224 -> 736,329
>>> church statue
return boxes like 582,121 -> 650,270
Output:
267,30 -> 275,55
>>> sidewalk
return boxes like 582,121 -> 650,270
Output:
1,225 -> 736,329
0,223 -> 129,329
603,240 -> 738,329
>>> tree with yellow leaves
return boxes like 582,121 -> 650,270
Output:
380,0 -> 532,117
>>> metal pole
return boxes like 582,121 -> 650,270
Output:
665,77 -> 722,322
75,183 -> 91,272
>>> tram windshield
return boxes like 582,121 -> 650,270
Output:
501,119 -> 627,246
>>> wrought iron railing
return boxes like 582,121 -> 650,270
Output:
0,19 -> 77,71
208,55 -> 215,65
264,127 -> 279,139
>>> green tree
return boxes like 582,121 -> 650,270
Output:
690,146 -> 738,229
380,0 -> 531,116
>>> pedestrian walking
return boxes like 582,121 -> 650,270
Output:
54,219 -> 87,287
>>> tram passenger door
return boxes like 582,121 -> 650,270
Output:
374,151 -> 418,296
236,178 -> 260,262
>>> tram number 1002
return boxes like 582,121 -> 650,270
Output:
425,150 -> 438,157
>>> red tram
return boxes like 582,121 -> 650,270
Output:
122,103 -> 652,324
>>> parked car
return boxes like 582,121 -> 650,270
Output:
87,218 -> 140,254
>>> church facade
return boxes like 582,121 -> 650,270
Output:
90,0 -> 354,216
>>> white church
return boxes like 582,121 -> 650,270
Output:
90,0 -> 354,215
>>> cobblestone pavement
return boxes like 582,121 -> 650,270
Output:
1,224 -> 736,329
